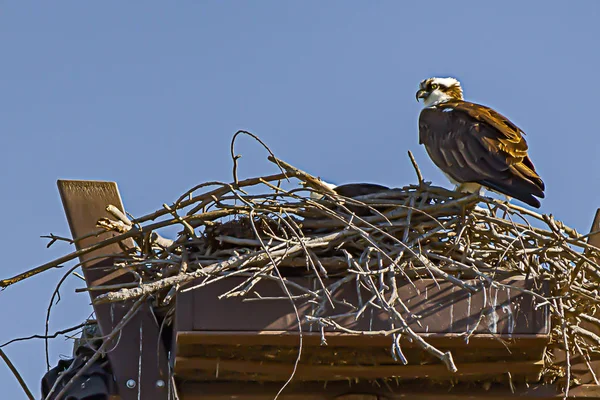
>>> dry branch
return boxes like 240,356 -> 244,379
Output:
68,150 -> 600,386
3,132 -> 600,395
0,348 -> 34,400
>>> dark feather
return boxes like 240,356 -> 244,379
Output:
419,100 -> 545,208
325,183 -> 390,216
333,183 -> 390,198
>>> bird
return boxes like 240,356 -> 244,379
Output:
309,181 -> 389,200
307,180 -> 391,216
415,77 -> 545,208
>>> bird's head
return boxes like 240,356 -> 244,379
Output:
416,77 -> 463,107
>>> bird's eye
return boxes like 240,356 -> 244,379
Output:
430,83 -> 439,90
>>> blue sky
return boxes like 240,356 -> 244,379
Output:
1,2 -> 599,397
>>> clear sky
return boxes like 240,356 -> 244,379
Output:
1,2 -> 599,398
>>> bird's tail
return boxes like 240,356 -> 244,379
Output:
479,174 -> 544,208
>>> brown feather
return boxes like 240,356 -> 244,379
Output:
418,100 -> 545,208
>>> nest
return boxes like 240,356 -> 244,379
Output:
3,133 -> 600,397
93,151 -> 600,380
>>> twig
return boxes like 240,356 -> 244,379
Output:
247,210 -> 303,400
557,299 -> 571,400
267,155 -> 337,197
45,262 -> 89,370
0,348 -> 35,400
407,150 -> 424,185
4,132 -> 598,388
106,204 -> 132,226
50,296 -> 147,400
231,130 -> 288,186
1,209 -> 232,288
41,233 -> 74,248
1,321 -> 94,348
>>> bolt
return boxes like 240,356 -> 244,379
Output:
126,379 -> 136,389
156,380 -> 166,388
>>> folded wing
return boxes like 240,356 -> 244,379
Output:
418,100 -> 545,208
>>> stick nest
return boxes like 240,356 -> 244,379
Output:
4,133 -> 600,392
92,144 -> 600,384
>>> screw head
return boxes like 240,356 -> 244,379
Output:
156,380 -> 166,388
126,379 -> 136,389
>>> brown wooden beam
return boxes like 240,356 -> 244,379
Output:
177,276 -> 550,336
174,356 -> 544,381
58,180 -> 169,400
176,331 -> 550,348
178,381 -> 600,400
589,209 -> 600,250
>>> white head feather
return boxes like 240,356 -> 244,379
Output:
427,77 -> 460,88
308,180 -> 337,200
419,77 -> 463,107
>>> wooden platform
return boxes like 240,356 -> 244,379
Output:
173,276 -> 550,382
177,381 -> 600,400
56,179 -> 600,399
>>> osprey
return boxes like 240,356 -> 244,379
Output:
416,77 -> 545,208
308,181 -> 390,216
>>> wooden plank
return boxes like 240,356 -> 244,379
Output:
175,331 -> 548,382
58,180 -> 169,400
57,179 -> 135,267
588,209 -> 600,249
174,356 -> 544,381
177,276 -> 549,335
172,280 -> 195,373
176,331 -> 550,349
178,381 -> 600,400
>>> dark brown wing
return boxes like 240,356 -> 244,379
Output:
418,100 -> 545,208
332,183 -> 391,216
333,183 -> 390,198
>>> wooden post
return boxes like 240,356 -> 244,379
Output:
588,209 -> 600,251
58,180 -> 169,400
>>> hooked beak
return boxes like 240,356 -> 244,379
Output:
416,89 -> 429,102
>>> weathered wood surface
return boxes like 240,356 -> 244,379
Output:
55,180 -> 600,397
58,180 -> 169,400
173,275 -> 550,382
174,357 -> 544,381
178,381 -> 600,400
177,276 -> 549,334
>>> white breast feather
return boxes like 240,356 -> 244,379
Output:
423,89 -> 453,107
